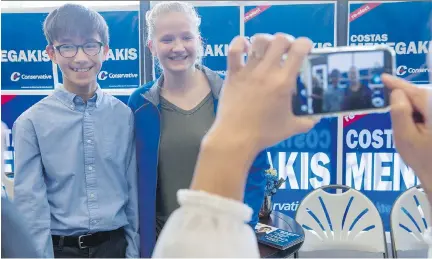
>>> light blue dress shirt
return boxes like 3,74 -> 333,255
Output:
12,86 -> 139,258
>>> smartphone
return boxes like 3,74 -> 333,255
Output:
293,45 -> 396,117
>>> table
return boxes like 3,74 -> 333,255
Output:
258,211 -> 305,258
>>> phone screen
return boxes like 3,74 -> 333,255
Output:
293,49 -> 394,116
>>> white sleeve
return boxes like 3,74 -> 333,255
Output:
152,189 -> 260,258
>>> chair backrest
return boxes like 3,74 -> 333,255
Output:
295,185 -> 387,256
390,185 -> 431,257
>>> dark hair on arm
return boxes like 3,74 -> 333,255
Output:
43,3 -> 109,45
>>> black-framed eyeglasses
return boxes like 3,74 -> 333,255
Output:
53,42 -> 104,58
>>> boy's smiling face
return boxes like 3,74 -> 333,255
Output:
47,33 -> 109,88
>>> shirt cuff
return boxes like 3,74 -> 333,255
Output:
177,189 -> 253,223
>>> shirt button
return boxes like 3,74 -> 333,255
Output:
90,193 -> 95,198
88,166 -> 93,171
87,140 -> 92,144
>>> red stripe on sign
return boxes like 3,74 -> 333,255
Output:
244,5 -> 271,22
1,95 -> 17,105
343,114 -> 368,127
349,3 -> 381,22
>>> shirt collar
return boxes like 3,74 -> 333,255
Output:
54,84 -> 104,110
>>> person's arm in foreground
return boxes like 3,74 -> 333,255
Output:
382,74 -> 432,244
382,74 -> 432,255
152,34 -> 317,258
123,111 -> 140,258
12,119 -> 54,258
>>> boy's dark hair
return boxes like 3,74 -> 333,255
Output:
43,4 -> 109,45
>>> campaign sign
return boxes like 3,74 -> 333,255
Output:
1,13 -> 54,90
269,117 -> 338,219
58,11 -> 140,89
244,2 -> 336,49
348,1 -> 432,84
197,5 -> 240,75
342,114 -> 420,231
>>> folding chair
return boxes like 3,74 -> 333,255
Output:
295,185 -> 387,258
390,185 -> 431,258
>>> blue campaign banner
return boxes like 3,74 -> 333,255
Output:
342,113 -> 420,231
269,117 -> 338,219
348,1 -> 432,84
1,13 -> 54,90
244,2 -> 336,49
198,5 -> 239,75
58,10 -> 140,89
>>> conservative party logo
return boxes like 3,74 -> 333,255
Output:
97,71 -> 139,81
9,72 -> 52,82
10,72 -> 21,82
396,65 -> 430,77
396,65 -> 408,76
98,71 -> 109,81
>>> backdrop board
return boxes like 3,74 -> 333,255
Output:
348,1 -> 432,84
197,5 -> 240,76
346,0 -> 432,231
1,12 -> 54,90
244,2 -> 337,49
342,113 -> 423,231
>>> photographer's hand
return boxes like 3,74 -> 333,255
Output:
383,74 -> 432,196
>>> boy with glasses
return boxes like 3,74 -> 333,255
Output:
12,4 -> 139,258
